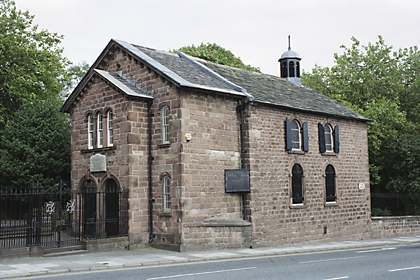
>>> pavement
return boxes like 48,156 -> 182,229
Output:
1,235 -> 420,279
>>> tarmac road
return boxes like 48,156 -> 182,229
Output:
1,235 -> 420,279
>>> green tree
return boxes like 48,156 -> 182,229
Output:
0,0 -> 70,130
0,99 -> 71,191
173,43 -> 261,72
302,36 -> 420,192
61,61 -> 90,99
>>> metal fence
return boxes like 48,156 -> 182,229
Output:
0,182 -> 128,249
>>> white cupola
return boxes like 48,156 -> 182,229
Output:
278,36 -> 301,86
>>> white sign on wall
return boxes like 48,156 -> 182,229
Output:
90,154 -> 106,172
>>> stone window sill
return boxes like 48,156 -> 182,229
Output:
158,143 -> 171,148
290,203 -> 306,209
321,151 -> 337,156
288,150 -> 306,155
325,201 -> 338,207
81,146 -> 117,154
159,211 -> 172,217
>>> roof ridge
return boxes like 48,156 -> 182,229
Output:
177,51 -> 254,102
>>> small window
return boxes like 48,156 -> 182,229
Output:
88,114 -> 94,149
97,112 -> 103,148
291,120 -> 301,150
281,62 -> 288,78
161,106 -> 169,144
107,111 -> 113,147
296,61 -> 300,78
291,164 -> 304,204
324,124 -> 333,152
325,165 -> 336,202
162,176 -> 171,212
289,61 -> 295,77
319,123 -> 340,154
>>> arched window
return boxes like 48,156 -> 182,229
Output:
296,61 -> 300,78
324,124 -> 333,152
281,62 -> 288,78
291,120 -> 301,150
107,110 -> 113,147
162,176 -> 171,212
292,164 -> 304,204
325,165 -> 336,202
88,114 -> 94,149
289,61 -> 295,77
161,106 -> 169,144
97,112 -> 103,148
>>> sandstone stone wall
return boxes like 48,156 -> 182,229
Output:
245,104 -> 371,246
70,47 -> 182,247
372,216 -> 420,238
178,90 -> 246,250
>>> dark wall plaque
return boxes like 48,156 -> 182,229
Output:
225,169 -> 250,193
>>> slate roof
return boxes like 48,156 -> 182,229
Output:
62,39 -> 368,122
201,62 -> 367,120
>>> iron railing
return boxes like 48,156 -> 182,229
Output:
0,182 -> 128,248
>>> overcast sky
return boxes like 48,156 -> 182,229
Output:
15,0 -> 420,76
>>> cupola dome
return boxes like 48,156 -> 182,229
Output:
278,36 -> 302,86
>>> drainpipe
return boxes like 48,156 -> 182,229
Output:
239,99 -> 247,220
148,101 -> 154,243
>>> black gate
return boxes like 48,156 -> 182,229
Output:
0,181 -> 128,249
0,182 -> 81,248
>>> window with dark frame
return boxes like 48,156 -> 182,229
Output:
286,118 -> 308,152
97,112 -> 103,148
325,164 -> 336,202
88,114 -> 94,149
292,164 -> 304,204
319,123 -> 340,153
324,124 -> 333,152
107,110 -> 113,147
162,176 -> 171,212
291,120 -> 301,150
161,106 -> 169,144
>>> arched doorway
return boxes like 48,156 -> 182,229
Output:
105,179 -> 120,237
81,179 -> 97,239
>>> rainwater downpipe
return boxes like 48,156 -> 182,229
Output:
239,99 -> 247,220
148,101 -> 154,243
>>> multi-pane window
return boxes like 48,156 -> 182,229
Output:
291,120 -> 301,150
97,112 -> 103,148
88,114 -> 94,149
319,123 -> 340,153
286,118 -> 308,152
162,176 -> 171,212
291,164 -> 304,204
325,165 -> 336,202
107,111 -> 113,146
161,106 -> 169,144
324,124 -> 333,152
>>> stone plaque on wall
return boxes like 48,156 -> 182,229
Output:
90,153 -> 106,172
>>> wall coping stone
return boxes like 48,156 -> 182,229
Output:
184,218 -> 252,227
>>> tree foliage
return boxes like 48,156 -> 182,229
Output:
0,99 -> 71,190
0,0 -> 70,130
173,43 -> 261,72
61,61 -> 90,99
303,36 -> 420,195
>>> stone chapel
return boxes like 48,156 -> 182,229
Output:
61,39 -> 371,251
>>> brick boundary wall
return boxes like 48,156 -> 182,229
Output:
372,216 -> 420,238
